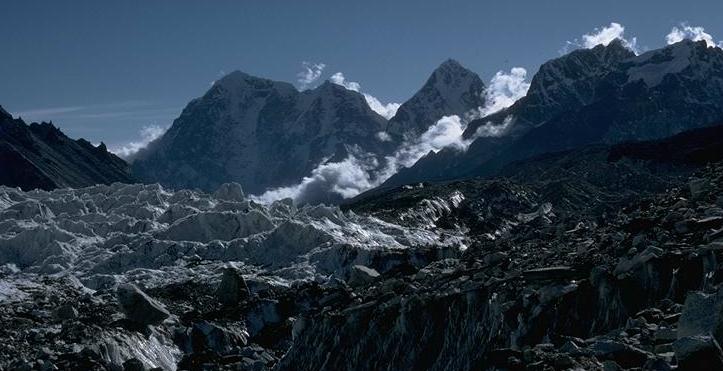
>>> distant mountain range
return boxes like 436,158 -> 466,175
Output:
0,106 -> 133,191
383,39 -> 723,188
131,60 -> 486,194
3,39 -> 723,198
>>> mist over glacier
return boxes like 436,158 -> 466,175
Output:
251,67 -> 531,204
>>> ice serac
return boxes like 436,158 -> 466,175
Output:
0,107 -> 134,191
131,71 -> 391,194
385,59 -> 486,139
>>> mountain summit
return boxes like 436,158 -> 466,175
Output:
385,59 -> 486,139
382,39 -> 723,188
132,71 -> 390,194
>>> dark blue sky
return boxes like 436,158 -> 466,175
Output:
2,0 -> 722,150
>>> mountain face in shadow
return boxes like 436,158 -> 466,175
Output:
0,106 -> 134,191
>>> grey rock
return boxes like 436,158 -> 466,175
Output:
689,178 -> 712,200
673,335 -> 723,370
348,265 -> 380,287
677,288 -> 723,343
642,358 -> 672,371
189,321 -> 248,354
654,328 -> 677,344
54,304 -> 78,320
116,284 -> 170,325
590,340 -> 650,369
216,267 -> 250,306
614,246 -> 664,277
601,360 -> 622,371
483,252 -> 508,266
122,358 -> 146,371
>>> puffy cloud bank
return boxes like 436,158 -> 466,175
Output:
472,67 -> 530,119
666,24 -> 722,48
111,125 -> 168,159
252,68 -> 529,204
297,62 -> 326,89
330,72 -> 401,119
563,22 -> 639,54
250,149 -> 379,204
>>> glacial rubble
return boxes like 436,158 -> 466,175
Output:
281,163 -> 723,370
0,160 -> 721,370
0,181 -> 466,370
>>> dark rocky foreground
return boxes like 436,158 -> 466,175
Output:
0,153 -> 721,370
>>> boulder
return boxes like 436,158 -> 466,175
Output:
116,284 -> 170,325
673,335 -> 723,370
590,340 -> 650,369
54,303 -> 78,320
182,321 -> 248,354
677,288 -> 723,344
216,267 -> 250,306
122,358 -> 146,371
614,246 -> 664,277
348,265 -> 380,287
689,178 -> 712,200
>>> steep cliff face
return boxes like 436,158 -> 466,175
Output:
132,72 -> 390,194
0,106 -> 133,191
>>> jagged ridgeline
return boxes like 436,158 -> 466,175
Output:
0,106 -> 134,191
130,60 -> 487,195
382,39 -> 723,188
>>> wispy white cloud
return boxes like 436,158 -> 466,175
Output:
251,112 -> 515,205
329,72 -> 401,119
666,24 -> 722,48
297,62 -> 326,89
563,22 -> 639,54
111,124 -> 168,159
329,72 -> 361,91
12,101 -> 173,122
14,106 -> 86,118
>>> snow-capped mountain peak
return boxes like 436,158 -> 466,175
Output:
385,59 -> 486,138
132,70 -> 388,194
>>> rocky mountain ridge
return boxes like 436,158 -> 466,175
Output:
0,106 -> 134,191
383,39 -> 723,188
132,61 -> 487,195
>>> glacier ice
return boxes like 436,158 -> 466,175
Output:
0,182 -> 466,289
